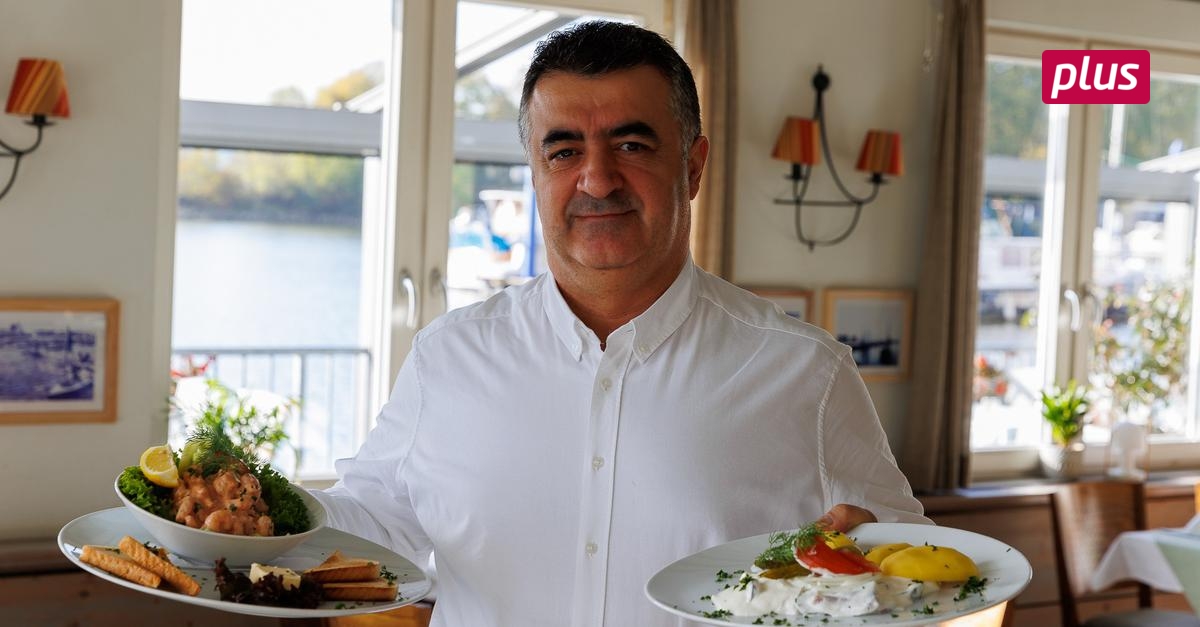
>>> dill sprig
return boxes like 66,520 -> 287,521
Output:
754,523 -> 828,569
186,424 -> 258,476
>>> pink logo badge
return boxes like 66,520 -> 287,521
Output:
1042,50 -> 1150,105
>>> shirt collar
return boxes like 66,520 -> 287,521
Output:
541,258 -> 698,363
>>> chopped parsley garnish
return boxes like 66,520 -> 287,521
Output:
380,565 -> 398,584
955,575 -> 989,601
914,605 -> 936,615
715,568 -> 743,582
700,608 -> 732,618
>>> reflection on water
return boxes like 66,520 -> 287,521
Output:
172,220 -> 362,348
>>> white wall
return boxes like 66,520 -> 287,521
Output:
734,0 -> 937,447
0,0 -> 180,538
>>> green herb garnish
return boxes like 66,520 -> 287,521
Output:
954,575 -> 989,601
754,523 -> 827,569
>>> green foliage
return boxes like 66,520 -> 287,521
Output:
454,73 -> 519,121
1100,81 -> 1200,165
986,60 -> 1048,160
251,460 -> 311,535
182,379 -> 298,470
1041,380 -> 1090,446
1091,282 -> 1191,425
117,465 -> 174,520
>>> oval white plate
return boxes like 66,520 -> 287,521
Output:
645,522 -> 1032,626
59,507 -> 432,618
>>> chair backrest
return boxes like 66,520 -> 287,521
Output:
1049,480 -> 1152,627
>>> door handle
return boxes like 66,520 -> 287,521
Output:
1062,287 -> 1081,332
430,267 -> 448,313
397,269 -> 418,329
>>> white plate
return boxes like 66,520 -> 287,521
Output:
645,522 -> 1032,626
59,507 -> 432,618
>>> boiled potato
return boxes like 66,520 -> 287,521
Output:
879,545 -> 980,582
864,542 -> 912,566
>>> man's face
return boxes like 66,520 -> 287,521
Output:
525,66 -> 708,284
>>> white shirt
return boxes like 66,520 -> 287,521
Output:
310,260 -> 928,627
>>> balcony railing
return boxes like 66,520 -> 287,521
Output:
170,346 -> 372,480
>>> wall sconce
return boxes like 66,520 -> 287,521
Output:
1,58 -> 71,202
772,66 -> 903,251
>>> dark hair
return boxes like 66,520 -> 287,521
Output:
518,20 -> 701,151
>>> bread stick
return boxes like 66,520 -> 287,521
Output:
80,545 -> 161,589
118,536 -> 201,596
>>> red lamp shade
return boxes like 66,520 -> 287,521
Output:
855,130 -> 903,177
772,117 -> 820,165
6,58 -> 70,119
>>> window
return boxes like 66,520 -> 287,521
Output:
172,0 -> 391,479
972,33 -> 1200,477
171,0 -> 663,480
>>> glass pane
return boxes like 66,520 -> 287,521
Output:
172,148 -> 371,477
448,163 -> 542,309
180,0 -> 390,110
447,3 -> 631,310
1089,75 -> 1200,440
972,58 -> 1053,448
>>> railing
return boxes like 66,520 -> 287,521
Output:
170,346 -> 372,480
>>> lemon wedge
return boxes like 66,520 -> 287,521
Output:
139,445 -> 179,488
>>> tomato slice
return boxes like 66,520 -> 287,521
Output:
795,540 -> 880,575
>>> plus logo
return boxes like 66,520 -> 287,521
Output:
1042,50 -> 1150,104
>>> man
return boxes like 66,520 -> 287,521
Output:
312,20 -> 927,627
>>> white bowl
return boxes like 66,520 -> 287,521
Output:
114,475 -> 327,567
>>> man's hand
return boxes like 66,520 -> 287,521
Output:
817,504 -> 877,532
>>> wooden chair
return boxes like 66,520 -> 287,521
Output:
1049,480 -> 1200,627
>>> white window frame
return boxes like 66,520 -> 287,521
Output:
973,29 -> 1200,481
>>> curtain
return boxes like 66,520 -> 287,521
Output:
899,0 -> 986,492
683,0 -> 737,278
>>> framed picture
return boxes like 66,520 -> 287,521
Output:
746,287 -> 814,322
821,289 -> 913,382
0,298 -> 119,424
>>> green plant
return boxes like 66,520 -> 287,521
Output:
1091,281 -> 1191,430
172,379 -> 300,475
1041,380 -> 1090,446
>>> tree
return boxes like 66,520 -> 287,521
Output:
455,73 -> 519,121
986,61 -> 1048,160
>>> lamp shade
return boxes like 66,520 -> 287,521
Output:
772,117 -> 820,165
6,58 -> 70,119
855,130 -> 902,176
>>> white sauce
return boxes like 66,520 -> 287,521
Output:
712,572 -> 940,618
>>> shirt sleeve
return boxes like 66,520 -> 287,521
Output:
306,340 -> 434,569
818,351 -> 932,525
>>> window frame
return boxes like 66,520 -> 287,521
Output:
973,29 -> 1200,481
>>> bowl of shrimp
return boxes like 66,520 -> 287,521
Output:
114,470 -> 327,567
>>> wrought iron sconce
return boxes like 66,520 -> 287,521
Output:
1,58 -> 70,202
772,66 -> 903,251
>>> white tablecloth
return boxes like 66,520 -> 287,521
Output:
1093,515 -> 1200,615
1093,529 -> 1185,593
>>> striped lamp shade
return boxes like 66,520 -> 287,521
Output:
771,117 -> 820,165
6,58 -> 70,118
855,130 -> 903,176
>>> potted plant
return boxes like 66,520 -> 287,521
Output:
1039,380 -> 1090,480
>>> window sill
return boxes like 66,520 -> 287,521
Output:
969,439 -> 1200,482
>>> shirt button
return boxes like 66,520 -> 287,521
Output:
585,542 -> 598,556
592,456 -> 605,470
638,344 -> 649,353
600,378 -> 611,391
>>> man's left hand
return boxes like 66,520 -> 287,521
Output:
817,504 -> 877,532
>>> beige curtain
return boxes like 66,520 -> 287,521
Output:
683,0 -> 737,278
899,0 -> 986,492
